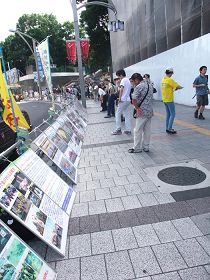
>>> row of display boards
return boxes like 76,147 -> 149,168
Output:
0,97 -> 88,279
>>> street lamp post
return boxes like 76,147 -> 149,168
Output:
71,0 -> 87,108
70,0 -> 124,108
9,29 -> 42,100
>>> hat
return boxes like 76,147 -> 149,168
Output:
166,68 -> 174,74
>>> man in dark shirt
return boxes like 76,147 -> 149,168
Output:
193,66 -> 210,120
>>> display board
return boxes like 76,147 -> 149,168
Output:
14,149 -> 75,216
33,132 -> 78,184
0,220 -> 57,279
0,162 -> 69,256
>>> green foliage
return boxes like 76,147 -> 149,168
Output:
1,14 -> 85,74
80,0 -> 111,72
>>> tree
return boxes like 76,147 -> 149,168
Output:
1,14 -> 85,74
79,0 -> 111,72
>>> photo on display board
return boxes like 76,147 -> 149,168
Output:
0,257 -> 16,280
11,193 -> 32,221
61,115 -> 84,141
0,225 -> 12,253
2,238 -> 26,267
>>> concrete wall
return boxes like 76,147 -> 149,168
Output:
124,33 -> 210,108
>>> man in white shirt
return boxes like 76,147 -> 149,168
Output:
112,69 -> 132,135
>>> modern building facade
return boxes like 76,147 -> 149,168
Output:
109,0 -> 210,107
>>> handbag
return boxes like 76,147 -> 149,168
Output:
133,83 -> 150,118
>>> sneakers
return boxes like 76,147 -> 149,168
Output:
143,148 -> 149,152
104,115 -> 111,118
111,129 -> 122,135
199,113 -> 205,120
123,131 -> 131,135
166,129 -> 177,134
194,110 -> 198,118
128,148 -> 142,153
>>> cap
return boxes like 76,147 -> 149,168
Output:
166,68 -> 174,74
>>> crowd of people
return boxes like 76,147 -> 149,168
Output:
88,66 -> 209,154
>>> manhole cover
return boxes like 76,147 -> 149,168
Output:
158,166 -> 206,186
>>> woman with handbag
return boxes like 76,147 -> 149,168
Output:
128,73 -> 153,153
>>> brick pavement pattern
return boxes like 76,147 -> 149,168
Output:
29,100 -> 210,279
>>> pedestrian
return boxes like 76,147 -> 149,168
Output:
143,74 -> 157,93
98,84 -> 107,112
104,78 -> 116,118
112,69 -> 132,135
93,83 -> 99,101
128,73 -> 153,153
193,66 -> 209,120
161,68 -> 183,134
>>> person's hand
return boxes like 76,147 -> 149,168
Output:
136,107 -> 142,117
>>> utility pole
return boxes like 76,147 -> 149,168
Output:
71,0 -> 87,108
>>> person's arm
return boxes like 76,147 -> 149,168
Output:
118,86 -> 124,102
193,83 -> 206,88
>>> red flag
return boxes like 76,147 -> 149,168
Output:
80,39 -> 90,62
66,40 -> 77,64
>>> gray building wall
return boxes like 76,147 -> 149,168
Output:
110,0 -> 210,71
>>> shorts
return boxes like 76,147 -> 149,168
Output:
196,94 -> 209,106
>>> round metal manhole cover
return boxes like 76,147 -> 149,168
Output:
158,166 -> 206,186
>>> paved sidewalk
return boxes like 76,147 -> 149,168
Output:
31,100 -> 210,279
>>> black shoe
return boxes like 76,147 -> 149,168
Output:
166,129 -> 177,134
199,114 -> 205,120
194,110 -> 198,118
104,115 -> 111,118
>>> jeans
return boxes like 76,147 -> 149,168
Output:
133,117 -> 151,151
164,102 -> 175,130
107,95 -> 115,116
116,101 -> 131,131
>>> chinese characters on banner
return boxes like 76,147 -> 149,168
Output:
66,39 -> 90,64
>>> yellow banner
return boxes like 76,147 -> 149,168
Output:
0,61 -> 30,132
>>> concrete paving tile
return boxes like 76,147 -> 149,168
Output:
133,224 -> 160,247
121,195 -> 142,210
152,221 -> 182,243
89,200 -> 106,215
152,272 -> 181,279
95,188 -> 111,200
178,266 -> 210,280
100,178 -> 116,188
152,204 -> 179,222
112,227 -> 138,251
91,230 -> 115,254
197,235 -> 210,256
56,258 -> 80,280
117,209 -> 139,228
152,243 -> 187,273
68,217 -> 80,235
74,193 -> 80,203
153,192 -> 175,204
92,171 -> 105,180
105,197 -> 124,212
99,212 -> 121,231
169,201 -> 198,218
80,189 -> 95,202
79,173 -> 93,183
79,214 -> 100,234
127,174 -> 144,184
110,185 -> 127,198
172,217 -> 203,239
69,234 -> 91,258
81,254 -> 107,280
187,197 -> 210,214
191,213 -> 210,235
124,183 -> 143,195
129,247 -> 161,278
114,175 -> 129,186
71,203 -> 89,218
76,182 -> 87,191
105,250 -> 135,280
137,193 -> 159,207
135,206 -> 160,225
175,238 -> 210,267
97,164 -> 110,172
204,264 -> 210,274
117,168 -> 131,176
105,169 -> 118,179
86,180 -> 101,190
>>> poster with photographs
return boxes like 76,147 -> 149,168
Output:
65,110 -> 86,137
14,149 -> 75,216
0,164 -> 69,255
71,99 -> 88,122
33,133 -> 78,182
50,119 -> 82,155
58,115 -> 84,142
0,220 -> 57,279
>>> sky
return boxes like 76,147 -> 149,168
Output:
0,0 -> 81,41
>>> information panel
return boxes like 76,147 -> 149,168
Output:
0,220 -> 57,279
0,163 -> 69,255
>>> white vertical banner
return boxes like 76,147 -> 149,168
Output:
37,37 -> 55,109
